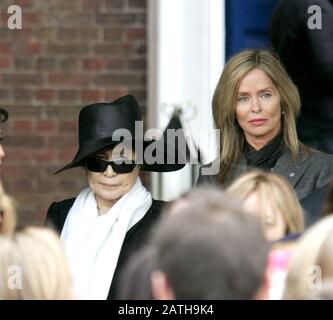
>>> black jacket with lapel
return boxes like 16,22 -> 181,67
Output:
46,198 -> 165,300
197,147 -> 333,201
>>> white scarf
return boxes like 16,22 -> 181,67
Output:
60,177 -> 152,300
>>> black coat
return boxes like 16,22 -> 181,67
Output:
270,0 -> 333,152
300,183 -> 330,226
46,198 -> 165,300
198,147 -> 333,201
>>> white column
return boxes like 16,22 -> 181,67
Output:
148,0 -> 225,201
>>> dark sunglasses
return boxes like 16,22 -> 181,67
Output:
86,157 -> 137,174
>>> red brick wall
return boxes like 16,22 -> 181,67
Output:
0,0 -> 148,226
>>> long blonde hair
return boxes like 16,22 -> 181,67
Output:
226,171 -> 304,236
0,182 -> 16,235
213,49 -> 301,182
0,227 -> 73,300
283,216 -> 333,299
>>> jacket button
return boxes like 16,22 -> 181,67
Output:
289,172 -> 295,177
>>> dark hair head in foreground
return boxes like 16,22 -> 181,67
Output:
149,187 -> 270,300
118,246 -> 157,300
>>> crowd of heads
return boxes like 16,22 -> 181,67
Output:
142,189 -> 270,300
119,179 -> 333,300
2,167 -> 333,300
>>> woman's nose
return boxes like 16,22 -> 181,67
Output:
103,164 -> 116,177
251,97 -> 261,113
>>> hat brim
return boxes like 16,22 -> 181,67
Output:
54,137 -> 186,174
0,108 -> 8,123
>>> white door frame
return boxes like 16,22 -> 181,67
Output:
147,0 -> 225,200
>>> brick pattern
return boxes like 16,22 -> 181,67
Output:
0,0 -> 148,226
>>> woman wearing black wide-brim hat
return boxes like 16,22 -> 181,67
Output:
46,95 -> 185,300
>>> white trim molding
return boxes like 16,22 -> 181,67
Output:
148,0 -> 225,200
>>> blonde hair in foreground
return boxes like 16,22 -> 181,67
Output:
283,215 -> 333,300
0,227 -> 73,300
226,171 -> 304,236
212,49 -> 302,182
0,181 -> 16,235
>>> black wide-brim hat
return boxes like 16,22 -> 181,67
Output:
55,95 -> 186,174
0,108 -> 8,123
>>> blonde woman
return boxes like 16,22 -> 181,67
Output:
0,227 -> 73,299
283,215 -> 333,300
226,171 -> 304,241
0,182 -> 16,235
198,49 -> 333,201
